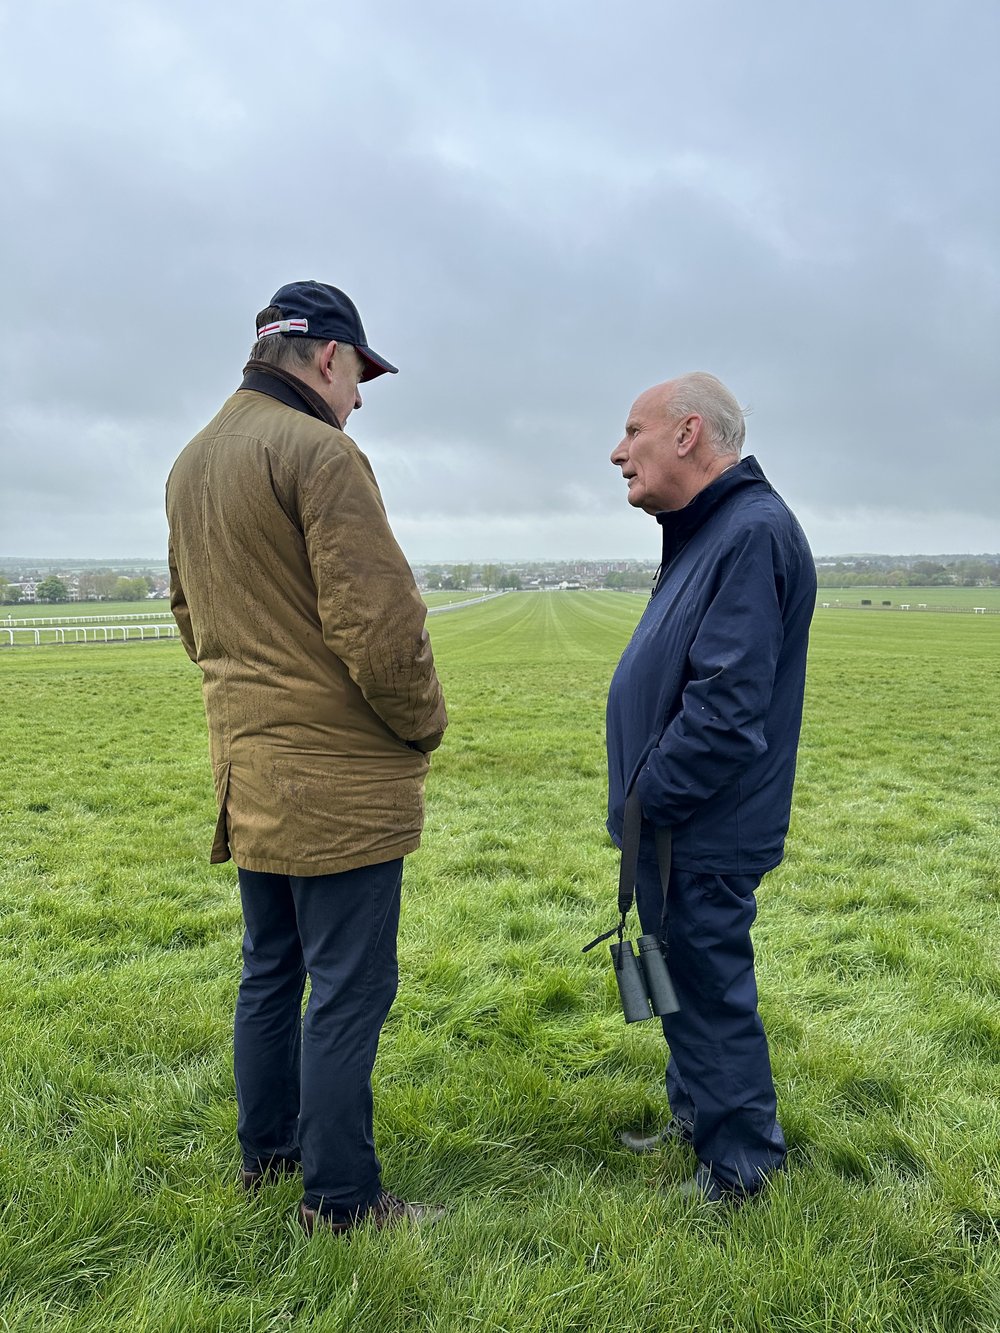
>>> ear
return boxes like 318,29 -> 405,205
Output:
318,339 -> 339,379
675,414 -> 703,457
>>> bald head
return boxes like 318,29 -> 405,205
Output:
611,372 -> 746,513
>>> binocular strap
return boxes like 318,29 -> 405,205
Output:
583,788 -> 671,953
620,787 -> 671,928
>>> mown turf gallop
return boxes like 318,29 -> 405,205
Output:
0,593 -> 997,1332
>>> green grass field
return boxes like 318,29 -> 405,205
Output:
816,586 -> 1000,611
2,592 -> 481,625
1,593 -> 997,1331
422,591 -> 494,608
1,601 -> 173,625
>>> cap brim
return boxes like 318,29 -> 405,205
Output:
357,346 -> 398,382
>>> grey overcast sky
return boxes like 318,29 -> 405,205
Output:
1,0 -> 997,563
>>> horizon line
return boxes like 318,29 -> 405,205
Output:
3,551 -> 1000,565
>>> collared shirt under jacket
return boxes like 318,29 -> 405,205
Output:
606,456 -> 815,874
166,373 -> 447,877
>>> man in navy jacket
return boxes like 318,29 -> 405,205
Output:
607,372 -> 815,1202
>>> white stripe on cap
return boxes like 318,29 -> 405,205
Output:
257,318 -> 309,337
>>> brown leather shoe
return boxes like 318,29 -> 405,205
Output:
299,1189 -> 445,1237
238,1156 -> 301,1192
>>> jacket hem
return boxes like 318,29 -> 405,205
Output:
221,834 -> 423,878
668,853 -> 783,876
606,818 -> 784,876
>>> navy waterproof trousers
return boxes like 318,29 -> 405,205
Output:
234,859 -> 402,1217
634,859 -> 787,1195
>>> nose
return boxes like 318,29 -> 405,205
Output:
354,389 -> 363,410
610,436 -> 628,466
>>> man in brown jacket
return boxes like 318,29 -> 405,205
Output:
166,280 -> 447,1235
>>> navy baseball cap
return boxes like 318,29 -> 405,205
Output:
257,280 -> 398,382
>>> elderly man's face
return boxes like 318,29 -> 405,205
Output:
610,385 -> 687,514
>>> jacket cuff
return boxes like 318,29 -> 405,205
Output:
406,733 -> 444,754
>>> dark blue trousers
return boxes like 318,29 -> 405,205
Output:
234,858 -> 402,1216
634,860 -> 786,1194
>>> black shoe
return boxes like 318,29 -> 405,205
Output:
619,1117 -> 695,1154
672,1166 -> 749,1206
239,1155 -> 301,1192
299,1189 -> 446,1237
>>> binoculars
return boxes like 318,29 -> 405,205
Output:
610,934 -> 679,1023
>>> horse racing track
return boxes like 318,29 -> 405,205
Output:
1,592 -> 997,1332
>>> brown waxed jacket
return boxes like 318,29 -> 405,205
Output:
166,384 -> 447,877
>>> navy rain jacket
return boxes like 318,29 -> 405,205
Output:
606,456 -> 815,874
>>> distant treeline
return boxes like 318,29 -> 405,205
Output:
0,572 -> 157,604
419,556 -> 1000,593
4,554 -> 999,603
815,556 -> 1000,588
418,562 -> 658,592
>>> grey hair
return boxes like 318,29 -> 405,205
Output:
248,305 -> 329,369
666,372 -> 747,457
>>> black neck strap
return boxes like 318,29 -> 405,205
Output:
583,789 -> 671,952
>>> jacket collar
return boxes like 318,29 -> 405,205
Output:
238,361 -> 343,431
655,455 -> 770,578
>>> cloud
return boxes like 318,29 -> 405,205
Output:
1,0 -> 997,560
